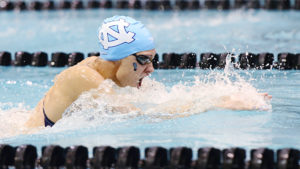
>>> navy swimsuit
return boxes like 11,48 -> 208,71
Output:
43,102 -> 55,127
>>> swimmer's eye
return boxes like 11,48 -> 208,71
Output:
133,53 -> 153,65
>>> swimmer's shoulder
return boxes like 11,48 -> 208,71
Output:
54,64 -> 105,99
77,56 -> 99,66
54,56 -> 103,87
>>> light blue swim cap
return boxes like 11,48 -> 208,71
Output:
98,16 -> 155,61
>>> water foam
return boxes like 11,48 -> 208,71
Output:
0,103 -> 34,139
0,57 -> 272,139
49,64 -> 271,133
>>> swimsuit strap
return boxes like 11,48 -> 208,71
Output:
43,101 -> 55,127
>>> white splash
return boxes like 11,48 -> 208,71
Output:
49,69 -> 271,133
0,103 -> 35,138
0,62 -> 272,138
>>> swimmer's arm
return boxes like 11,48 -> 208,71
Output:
91,88 -> 140,113
92,91 -> 141,113
144,92 -> 272,117
111,104 -> 141,114
45,66 -> 105,121
61,66 -> 140,115
73,72 -> 140,114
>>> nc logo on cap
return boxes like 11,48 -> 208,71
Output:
99,19 -> 135,50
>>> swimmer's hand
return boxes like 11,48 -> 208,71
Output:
259,93 -> 272,100
217,92 -> 272,111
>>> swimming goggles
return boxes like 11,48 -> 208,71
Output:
132,53 -> 153,65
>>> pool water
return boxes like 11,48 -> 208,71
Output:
0,9 -> 300,157
1,66 -> 299,155
1,10 -> 300,56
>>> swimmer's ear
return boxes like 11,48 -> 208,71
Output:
133,62 -> 137,71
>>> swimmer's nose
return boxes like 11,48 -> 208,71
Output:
145,63 -> 154,74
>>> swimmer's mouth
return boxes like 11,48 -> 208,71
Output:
138,78 -> 143,89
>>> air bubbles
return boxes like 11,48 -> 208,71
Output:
6,80 -> 16,84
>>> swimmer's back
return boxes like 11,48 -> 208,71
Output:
26,56 -> 104,128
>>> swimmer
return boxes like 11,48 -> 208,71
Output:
25,16 -> 272,128
25,16 -> 156,128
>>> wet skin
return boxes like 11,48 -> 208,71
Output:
25,48 -> 272,127
25,49 -> 156,128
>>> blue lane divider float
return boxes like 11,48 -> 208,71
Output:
0,144 -> 299,169
0,51 -> 300,70
0,0 -> 300,11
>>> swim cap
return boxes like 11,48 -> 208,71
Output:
97,16 -> 155,61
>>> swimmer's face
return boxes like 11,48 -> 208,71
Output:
116,49 -> 156,88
